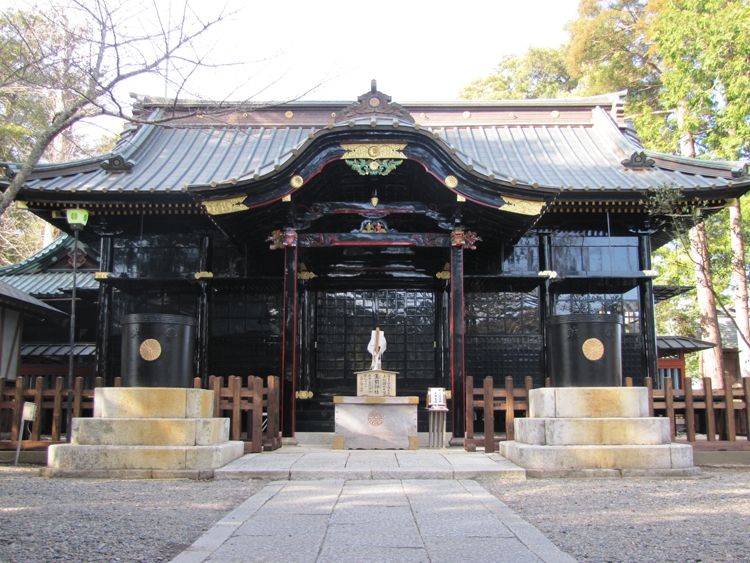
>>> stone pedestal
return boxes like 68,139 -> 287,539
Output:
499,387 -> 700,478
42,388 -> 244,479
334,396 -> 418,450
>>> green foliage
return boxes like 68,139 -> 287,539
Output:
460,46 -> 579,100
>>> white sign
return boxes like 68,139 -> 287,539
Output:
428,387 -> 446,407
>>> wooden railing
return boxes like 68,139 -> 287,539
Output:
650,375 -> 750,448
0,374 -> 282,452
0,375 -> 101,449
465,375 -> 750,452
207,375 -> 282,453
464,375 -> 534,452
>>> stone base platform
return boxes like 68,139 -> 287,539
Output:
334,396 -> 418,450
44,388 -> 244,479
500,387 -> 700,478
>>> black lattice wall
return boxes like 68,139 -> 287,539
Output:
622,334 -> 645,385
315,290 -> 436,384
466,335 -> 543,387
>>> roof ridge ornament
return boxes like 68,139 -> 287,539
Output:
0,164 -> 17,179
100,154 -> 135,173
621,151 -> 655,170
333,80 -> 415,125
732,163 -> 749,179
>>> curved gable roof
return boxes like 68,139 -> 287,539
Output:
3,86 -> 749,203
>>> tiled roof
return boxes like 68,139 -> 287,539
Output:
0,272 -> 98,298
21,343 -> 96,357
657,335 -> 716,353
6,91 -> 748,197
0,280 -> 66,320
0,235 -> 97,275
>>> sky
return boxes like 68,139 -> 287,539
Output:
124,0 -> 582,104
2,0 -> 582,137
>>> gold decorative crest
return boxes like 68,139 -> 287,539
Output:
194,271 -> 214,279
203,196 -> 248,216
94,272 -> 110,280
290,175 -> 304,188
582,338 -> 605,361
340,143 -> 407,160
445,175 -> 459,189
500,196 -> 545,216
298,271 -> 315,280
139,339 -> 162,362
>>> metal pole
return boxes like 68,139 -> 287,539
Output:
66,230 -> 79,442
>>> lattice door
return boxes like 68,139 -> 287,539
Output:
315,289 -> 437,390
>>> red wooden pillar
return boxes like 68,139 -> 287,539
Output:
450,245 -> 465,438
281,242 -> 298,437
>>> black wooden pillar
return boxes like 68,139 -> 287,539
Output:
538,232 -> 553,383
95,236 -> 113,384
638,232 -> 658,382
281,245 -> 298,437
450,245 -> 465,437
196,235 -> 212,386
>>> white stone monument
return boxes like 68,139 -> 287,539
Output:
334,328 -> 418,450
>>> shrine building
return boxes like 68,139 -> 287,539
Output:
3,83 -> 749,438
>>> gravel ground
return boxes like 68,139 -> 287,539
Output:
1,465 -> 749,563
0,466 -> 264,563
480,467 -> 750,563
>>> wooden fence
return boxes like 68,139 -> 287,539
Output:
208,375 -> 282,453
465,375 -> 750,452
651,375 -> 750,448
0,374 -> 281,453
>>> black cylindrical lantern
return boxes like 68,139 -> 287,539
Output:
120,314 -> 197,387
546,314 -> 623,387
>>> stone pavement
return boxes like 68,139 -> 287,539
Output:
214,445 -> 526,480
170,479 -> 577,563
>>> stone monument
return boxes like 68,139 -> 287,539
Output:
334,328 -> 418,450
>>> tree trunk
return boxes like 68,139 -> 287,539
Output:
678,114 -> 723,387
730,199 -> 750,379
690,222 -> 725,388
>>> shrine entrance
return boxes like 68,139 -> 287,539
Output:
296,282 -> 448,433
313,288 -> 441,393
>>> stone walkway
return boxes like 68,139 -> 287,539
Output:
170,479 -> 576,563
214,446 -> 525,480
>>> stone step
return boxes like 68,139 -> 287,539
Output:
48,442 -> 245,471
499,441 -> 694,472
515,417 -> 670,446
93,388 -> 213,419
72,417 -> 229,446
213,449 -> 526,481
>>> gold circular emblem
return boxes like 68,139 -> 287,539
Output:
368,161 -> 380,170
367,409 -> 385,426
290,175 -> 304,189
285,111 -> 294,119
369,97 -> 381,107
139,339 -> 162,362
367,145 -> 381,157
582,338 -> 605,361
551,110 -> 560,118
445,175 -> 459,189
